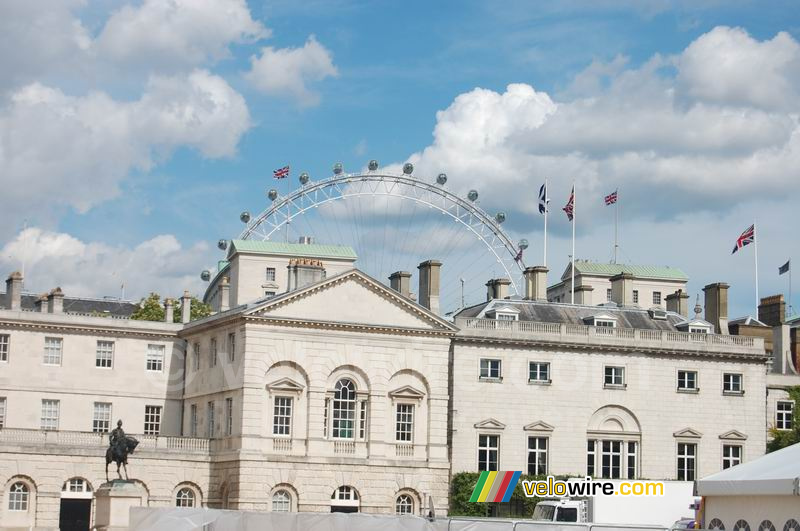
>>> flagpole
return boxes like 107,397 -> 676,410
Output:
285,169 -> 290,243
613,189 -> 618,264
754,219 -> 759,317
571,183 -> 576,305
543,178 -> 548,269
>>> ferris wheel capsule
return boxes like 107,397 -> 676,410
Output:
467,190 -> 479,202
200,270 -> 211,281
495,212 -> 506,224
518,239 -> 529,250
217,239 -> 228,250
299,172 -> 310,185
368,160 -> 379,171
402,163 -> 414,175
436,173 -> 447,185
268,189 -> 278,201
240,211 -> 251,223
333,162 -> 343,175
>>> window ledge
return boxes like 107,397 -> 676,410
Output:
603,383 -> 627,390
479,377 -> 503,383
723,390 -> 745,396
528,379 -> 552,386
677,388 -> 699,394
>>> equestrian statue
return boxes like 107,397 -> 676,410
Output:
105,420 -> 139,481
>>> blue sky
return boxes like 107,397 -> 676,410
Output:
1,0 -> 798,318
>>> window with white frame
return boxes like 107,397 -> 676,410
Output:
209,338 -> 217,367
41,399 -> 59,430
689,327 -> 709,334
479,359 -> 502,380
527,436 -> 548,475
273,396 -> 292,436
175,487 -> 195,507
190,404 -> 198,437
0,334 -> 9,362
496,312 -> 517,321
606,288 -> 612,302
93,402 -> 112,433
265,267 -> 276,282
632,290 -> 639,304
96,341 -> 114,368
359,401 -> 368,439
331,486 -> 359,507
595,319 -> 616,328
227,333 -> 235,363
8,482 -> 29,511
144,405 -> 161,435
207,401 -> 215,437
332,379 -> 356,439
43,337 -> 62,365
64,478 -> 90,493
677,370 -> 698,391
604,366 -> 625,387
192,343 -> 200,372
777,401 -> 794,430
627,441 -> 638,479
395,404 -> 414,442
264,291 -> 276,298
653,291 -> 662,305
677,442 -> 696,480
146,344 -> 164,371
478,434 -> 499,471
723,373 -> 743,394
272,489 -> 291,512
587,439 -> 637,479
0,397 -> 6,428
722,444 -> 742,469
395,494 -> 414,515
529,362 -> 550,383
225,397 -> 233,436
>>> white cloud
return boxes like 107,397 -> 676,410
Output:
95,0 -> 268,70
0,228 -> 212,301
245,36 -> 338,106
0,70 -> 251,235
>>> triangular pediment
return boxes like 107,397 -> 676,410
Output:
245,270 -> 457,333
719,429 -> 747,441
474,418 -> 506,430
266,377 -> 305,394
523,421 -> 554,432
673,427 -> 703,439
388,385 -> 426,400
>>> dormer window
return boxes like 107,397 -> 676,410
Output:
486,305 -> 519,322
584,313 -> 617,328
595,319 -> 616,328
496,313 -> 517,321
689,327 -> 708,334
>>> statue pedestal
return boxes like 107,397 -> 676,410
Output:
93,480 -> 145,530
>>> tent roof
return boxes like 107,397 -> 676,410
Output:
696,442 -> 800,496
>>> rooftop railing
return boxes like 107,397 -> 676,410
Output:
0,428 -> 209,453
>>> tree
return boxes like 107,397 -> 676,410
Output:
767,385 -> 800,453
130,293 -> 212,323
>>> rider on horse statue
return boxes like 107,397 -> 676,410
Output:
106,420 -> 139,481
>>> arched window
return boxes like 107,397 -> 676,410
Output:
331,485 -> 359,513
332,379 -> 356,439
175,487 -> 195,507
8,482 -> 29,511
272,490 -> 291,512
62,478 -> 91,493
395,494 -> 414,515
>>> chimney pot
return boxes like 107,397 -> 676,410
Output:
219,277 -> 230,312
5,271 -> 22,311
417,260 -> 442,314
47,287 -> 64,314
181,291 -> 192,324
609,272 -> 634,306
524,266 -> 548,301
164,297 -> 174,323
703,282 -> 729,334
666,289 -> 690,317
389,271 -> 412,298
758,294 -> 786,326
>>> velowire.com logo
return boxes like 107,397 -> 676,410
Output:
470,473 -> 665,502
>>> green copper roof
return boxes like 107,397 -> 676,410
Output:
567,261 -> 688,281
230,240 -> 358,260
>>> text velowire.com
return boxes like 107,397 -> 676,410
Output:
522,476 -> 665,497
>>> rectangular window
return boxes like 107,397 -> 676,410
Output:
600,440 -> 623,479
43,337 -> 62,365
777,401 -> 794,430
723,373 -> 743,394
632,290 -> 639,304
0,334 -> 9,362
273,397 -> 292,436
677,370 -> 698,391
395,404 -> 414,442
606,288 -> 612,302
496,313 -> 516,321
41,399 -> 60,430
627,441 -> 638,479
722,444 -> 742,469
190,404 -> 198,437
207,402 -> 215,438
265,291 -> 276,298
359,401 -> 368,440
528,362 -> 550,383
689,327 -> 708,334
266,267 -> 276,281
192,343 -> 200,372
653,291 -> 662,305
479,359 -> 502,380
227,333 -> 235,363
677,442 -> 696,481
527,437 -> 548,475
0,397 -> 6,428
146,344 -> 164,372
210,338 -> 217,367
323,398 -> 329,438
587,440 -> 596,476
225,397 -> 233,436
478,434 -> 499,471
604,366 -> 625,387
144,405 -> 161,435
96,341 -> 114,368
93,402 -> 112,433
595,319 -> 616,328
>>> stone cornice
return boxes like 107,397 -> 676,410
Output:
244,315 -> 455,338
0,314 -> 181,340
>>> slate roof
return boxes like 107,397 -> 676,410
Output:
229,240 -> 357,260
560,260 -> 688,281
1,292 -> 138,318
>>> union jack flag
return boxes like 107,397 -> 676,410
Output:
605,190 -> 618,205
515,247 -> 523,262
273,165 -> 290,179
563,186 -> 575,221
731,224 -> 755,254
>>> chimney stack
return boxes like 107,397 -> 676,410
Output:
164,298 -> 174,323
287,258 -> 325,291
486,278 -> 511,300
609,272 -> 634,306
524,266 -> 548,301
220,277 -> 230,312
417,260 -> 441,314
575,285 -> 594,305
758,294 -> 786,327
5,272 -> 22,311
666,289 -> 690,317
181,291 -> 192,324
35,295 -> 47,312
703,282 -> 729,334
47,288 -> 64,314
389,271 -> 412,298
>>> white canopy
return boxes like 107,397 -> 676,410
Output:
697,442 -> 800,496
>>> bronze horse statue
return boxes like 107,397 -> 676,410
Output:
105,436 -> 139,481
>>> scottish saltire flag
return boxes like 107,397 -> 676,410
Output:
779,260 -> 790,275
538,183 -> 548,214
605,190 -> 618,205
273,165 -> 290,179
563,187 -> 575,221
469,471 -> 522,503
731,224 -> 755,254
